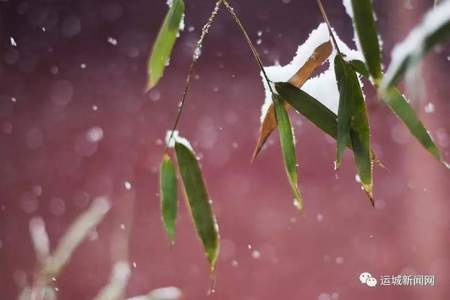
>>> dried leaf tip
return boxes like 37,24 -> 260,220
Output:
365,187 -> 375,207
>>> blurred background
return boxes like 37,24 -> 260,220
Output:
0,0 -> 449,299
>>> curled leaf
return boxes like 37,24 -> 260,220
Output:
348,59 -> 370,79
175,142 -> 220,271
273,94 -> 303,210
160,153 -> 178,243
253,41 -> 332,160
147,0 -> 185,90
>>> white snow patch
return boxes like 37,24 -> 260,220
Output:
167,0 -> 185,32
384,0 -> 450,87
342,0 -> 354,18
342,0 -> 364,62
261,23 -> 364,118
10,37 -> 17,47
128,287 -> 182,300
165,130 -> 193,151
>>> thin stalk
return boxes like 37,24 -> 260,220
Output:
222,0 -> 274,94
166,0 -> 223,146
316,0 -> 342,55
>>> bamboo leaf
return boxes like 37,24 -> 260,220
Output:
334,55 -> 352,168
348,0 -> 383,80
253,41 -> 332,160
335,55 -> 373,203
380,87 -> 449,168
288,41 -> 333,87
275,82 -> 338,139
147,0 -> 185,90
383,1 -> 450,88
174,142 -> 219,271
273,94 -> 303,210
160,154 -> 178,243
276,82 -> 378,202
275,82 -> 381,175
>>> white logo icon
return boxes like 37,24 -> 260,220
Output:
359,272 -> 377,287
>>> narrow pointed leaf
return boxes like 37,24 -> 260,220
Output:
380,87 -> 449,168
383,1 -> 450,88
147,0 -> 185,90
334,55 -> 353,168
335,56 -> 373,204
160,154 -> 178,243
175,142 -> 219,271
275,82 -> 338,140
253,41 -> 332,160
349,0 -> 383,80
348,86 -> 373,205
273,94 -> 303,210
276,82 -> 381,172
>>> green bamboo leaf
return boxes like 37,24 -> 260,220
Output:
160,154 -> 178,243
348,59 -> 370,79
147,0 -> 185,90
335,55 -> 373,203
273,94 -> 303,210
348,0 -> 383,80
380,87 -> 449,168
383,1 -> 450,88
275,82 -> 338,140
334,55 -> 352,168
174,142 -> 219,271
275,82 -> 380,177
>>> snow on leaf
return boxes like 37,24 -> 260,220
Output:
261,23 -> 363,120
252,40 -> 332,160
383,0 -> 450,88
165,130 -> 193,151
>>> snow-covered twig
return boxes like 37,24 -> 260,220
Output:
93,261 -> 131,300
41,197 -> 111,278
29,217 -> 50,265
126,287 -> 182,300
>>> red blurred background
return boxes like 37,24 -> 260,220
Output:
1,0 -> 449,299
